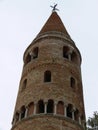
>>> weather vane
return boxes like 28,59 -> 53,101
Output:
50,4 -> 59,12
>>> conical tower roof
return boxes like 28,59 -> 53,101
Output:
37,11 -> 71,38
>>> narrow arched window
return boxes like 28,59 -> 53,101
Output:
25,53 -> 31,64
71,51 -> 78,64
47,100 -> 54,113
67,104 -> 73,118
74,109 -> 79,121
44,71 -> 51,82
20,106 -> 26,119
37,100 -> 44,113
57,101 -> 64,115
15,112 -> 19,123
28,102 -> 34,116
70,77 -> 75,88
33,47 -> 38,59
21,79 -> 27,91
63,46 -> 69,59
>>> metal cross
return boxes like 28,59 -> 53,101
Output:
50,4 -> 59,12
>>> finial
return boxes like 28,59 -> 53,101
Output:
50,4 -> 59,12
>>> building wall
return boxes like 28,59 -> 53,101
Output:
12,115 -> 84,130
11,33 -> 85,130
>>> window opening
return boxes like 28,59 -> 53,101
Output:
28,102 -> 34,116
63,46 -> 69,59
47,100 -> 54,113
15,112 -> 19,123
25,53 -> 31,64
57,101 -> 64,115
70,77 -> 75,88
44,71 -> 51,82
22,79 -> 27,91
38,100 -> 44,113
71,51 -> 78,64
74,109 -> 79,121
20,106 -> 26,119
33,47 -> 38,59
67,104 -> 73,118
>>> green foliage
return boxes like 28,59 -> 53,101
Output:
87,111 -> 98,129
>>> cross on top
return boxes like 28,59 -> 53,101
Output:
50,4 -> 59,12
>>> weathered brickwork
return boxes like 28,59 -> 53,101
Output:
12,115 -> 84,130
11,12 -> 85,130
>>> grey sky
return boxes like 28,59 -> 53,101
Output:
0,0 -> 98,129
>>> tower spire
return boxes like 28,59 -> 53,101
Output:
37,11 -> 71,38
11,8 -> 86,130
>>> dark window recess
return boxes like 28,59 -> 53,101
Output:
38,100 -> 44,113
33,47 -> 38,59
70,77 -> 75,88
67,104 -> 72,118
47,100 -> 54,113
63,46 -> 69,59
71,51 -> 78,64
15,112 -> 19,122
21,106 -> 26,119
25,53 -> 31,64
44,71 -> 51,82
22,79 -> 27,91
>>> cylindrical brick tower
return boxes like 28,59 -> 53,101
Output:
11,11 -> 86,130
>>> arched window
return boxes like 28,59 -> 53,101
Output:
44,71 -> 51,82
74,109 -> 79,121
47,100 -> 54,113
20,106 -> 26,119
57,101 -> 64,115
15,112 -> 19,123
37,100 -> 44,113
67,104 -> 73,118
71,51 -> 78,64
63,46 -> 69,59
25,53 -> 31,64
21,79 -> 27,91
33,47 -> 38,59
70,77 -> 75,88
28,102 -> 34,116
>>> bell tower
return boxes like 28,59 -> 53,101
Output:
11,10 -> 86,130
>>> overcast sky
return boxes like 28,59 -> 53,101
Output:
0,0 -> 98,130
